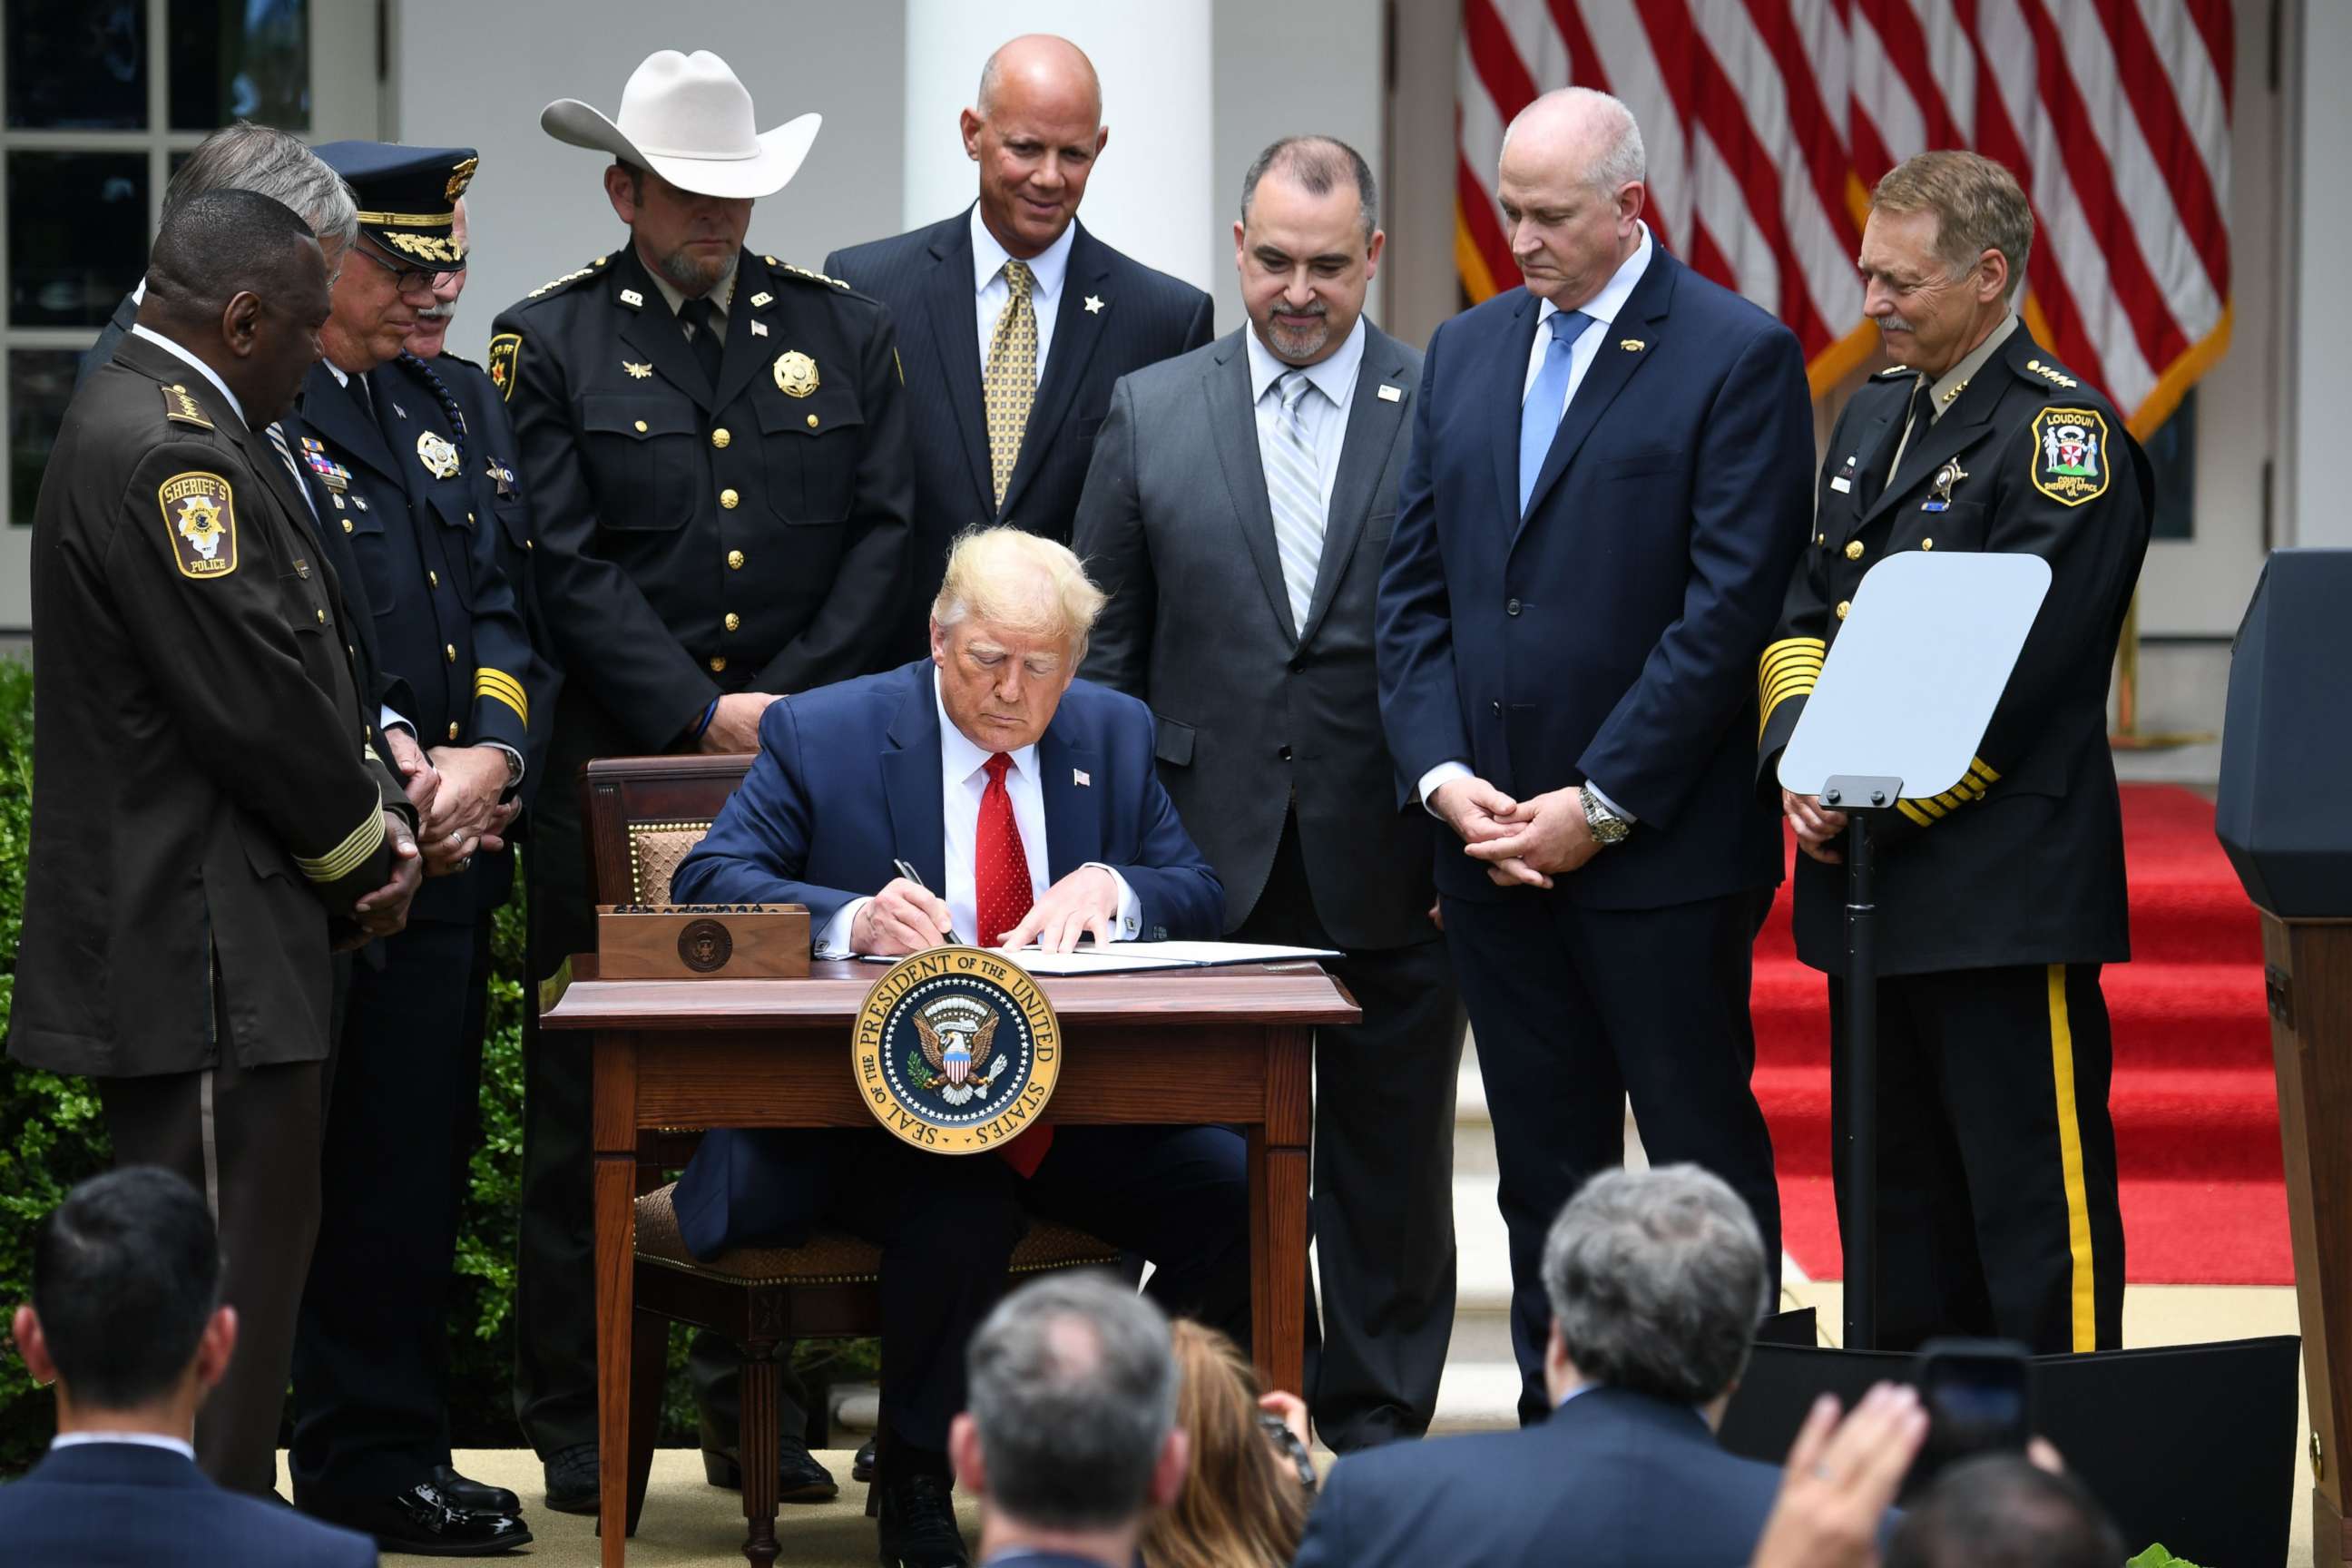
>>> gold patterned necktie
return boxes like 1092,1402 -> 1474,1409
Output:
984,260 -> 1038,509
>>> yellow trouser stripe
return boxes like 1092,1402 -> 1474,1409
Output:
474,668 -> 529,728
295,809 -> 386,884
2046,964 -> 2097,1352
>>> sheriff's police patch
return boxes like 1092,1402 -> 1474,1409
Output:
855,947 -> 1059,1154
2030,407 -> 2112,507
158,472 -> 238,579
486,332 -> 520,403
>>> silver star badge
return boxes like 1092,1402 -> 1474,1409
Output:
1084,295 -> 1105,315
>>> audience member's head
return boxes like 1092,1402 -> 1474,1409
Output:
1886,1455 -> 2124,1568
1141,1320 -> 1310,1568
137,187 -> 330,424
162,121 -> 358,267
1541,1164 -> 1770,1416
953,1272 -> 1187,1568
12,1168 -> 237,1438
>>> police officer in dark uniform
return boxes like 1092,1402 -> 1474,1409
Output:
8,189 -> 423,1495
1759,152 -> 2153,1357
276,143 -> 544,1555
489,50 -> 911,1514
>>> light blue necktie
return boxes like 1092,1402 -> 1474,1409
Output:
1264,370 -> 1327,638
1518,309 -> 1595,514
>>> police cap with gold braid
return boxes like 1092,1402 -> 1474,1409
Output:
312,141 -> 478,271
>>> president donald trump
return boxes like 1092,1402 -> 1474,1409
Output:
667,527 -> 1246,1568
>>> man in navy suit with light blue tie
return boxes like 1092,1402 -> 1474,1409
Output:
666,527 -> 1245,1568
1377,88 -> 1814,1426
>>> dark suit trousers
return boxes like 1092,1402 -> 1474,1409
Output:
291,917 -> 475,1499
1235,812 -> 1464,1449
1829,963 -> 2124,1354
98,987 -> 328,1495
514,803 -> 810,1458
1445,888 -> 1782,1425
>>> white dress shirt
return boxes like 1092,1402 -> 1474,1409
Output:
1417,227 -> 1656,825
1244,314 -> 1367,524
816,669 -> 1142,955
51,1430 -> 197,1461
973,203 -> 1075,386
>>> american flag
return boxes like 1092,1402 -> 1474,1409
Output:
1455,0 -> 2232,436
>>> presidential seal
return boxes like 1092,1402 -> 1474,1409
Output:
677,918 -> 732,974
853,947 -> 1059,1155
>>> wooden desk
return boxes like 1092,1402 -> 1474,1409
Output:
541,958 -> 1359,1566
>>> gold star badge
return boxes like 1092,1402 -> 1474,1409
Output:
623,361 -> 652,379
1083,295 -> 1105,315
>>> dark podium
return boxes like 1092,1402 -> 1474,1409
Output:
2216,547 -> 2352,1563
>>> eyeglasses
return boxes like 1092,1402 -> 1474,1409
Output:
348,241 -> 439,295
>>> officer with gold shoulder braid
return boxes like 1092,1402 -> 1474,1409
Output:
1757,151 -> 2153,1357
8,188 -> 422,1497
489,50 -> 911,1514
273,142 -> 541,1555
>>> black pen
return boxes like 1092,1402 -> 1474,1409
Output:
891,858 -> 964,946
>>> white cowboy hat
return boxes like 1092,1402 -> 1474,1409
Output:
541,50 -> 819,200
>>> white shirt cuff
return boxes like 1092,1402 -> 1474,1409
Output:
380,706 -> 412,735
816,897 -> 869,958
1416,760 -> 1474,818
1083,863 -> 1143,941
1583,779 -> 1635,825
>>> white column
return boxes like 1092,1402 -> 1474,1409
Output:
900,0 -> 1216,295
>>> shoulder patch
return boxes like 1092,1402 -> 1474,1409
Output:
524,253 -> 612,300
158,471 -> 238,578
2022,357 -> 2082,390
162,383 -> 213,428
2030,407 -> 2113,507
487,332 -> 521,402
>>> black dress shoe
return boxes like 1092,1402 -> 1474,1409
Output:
542,1441 -> 601,1515
853,1435 -> 877,1483
309,1482 -> 534,1556
701,1434 -> 839,1503
875,1470 -> 969,1568
429,1465 -> 522,1517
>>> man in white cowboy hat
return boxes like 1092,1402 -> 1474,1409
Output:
488,47 -> 913,1524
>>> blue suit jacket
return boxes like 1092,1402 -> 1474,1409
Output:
1292,1387 -> 1782,1568
669,660 -> 1223,1258
1376,248 -> 1814,909
0,1442 -> 377,1568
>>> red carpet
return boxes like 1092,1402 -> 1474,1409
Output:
1754,784 -> 2294,1286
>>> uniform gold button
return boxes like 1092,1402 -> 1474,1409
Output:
1845,540 -> 1864,560
342,518 -> 354,534
806,414 -> 819,428
633,419 -> 648,433
727,549 -> 745,570
1835,601 -> 1851,621
525,539 -> 534,550
447,721 -> 460,740
315,608 -> 326,623
1921,538 -> 1934,551
711,428 -> 731,449
364,724 -> 372,739
1816,533 -> 1825,544
720,488 -> 740,509
724,612 -> 740,632
429,570 -> 440,588
466,511 -> 475,524
709,655 -> 728,673
445,643 -> 456,663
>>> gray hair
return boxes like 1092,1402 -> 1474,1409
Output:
1541,1165 -> 1769,1405
1871,150 -> 2035,303
1240,135 -> 1379,244
1503,87 -> 1647,193
162,122 -> 358,253
965,1272 -> 1178,1530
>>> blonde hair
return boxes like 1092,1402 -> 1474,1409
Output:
1140,1321 -> 1309,1568
931,526 -> 1107,659
1871,150 -> 2034,303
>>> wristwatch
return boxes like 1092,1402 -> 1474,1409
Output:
1580,783 -> 1632,846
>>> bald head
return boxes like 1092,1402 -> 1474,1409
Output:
1494,87 -> 1648,310
962,34 -> 1110,260
1502,88 -> 1645,192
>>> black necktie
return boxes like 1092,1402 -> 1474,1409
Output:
1886,374 -> 1933,492
348,370 -> 381,434
679,296 -> 723,387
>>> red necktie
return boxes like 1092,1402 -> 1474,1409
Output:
975,753 -> 1053,1176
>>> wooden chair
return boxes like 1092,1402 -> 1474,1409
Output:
576,754 -> 1122,1560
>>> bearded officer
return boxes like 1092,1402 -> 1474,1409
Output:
1759,151 -> 2152,1356
490,49 -> 912,1513
274,142 -> 543,1554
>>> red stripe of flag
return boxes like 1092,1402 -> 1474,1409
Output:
2092,0 -> 2230,299
1855,0 -> 1965,148
1744,0 -> 1864,254
1465,0 -> 1542,122
1458,145 -> 1521,295
2178,0 -> 2234,116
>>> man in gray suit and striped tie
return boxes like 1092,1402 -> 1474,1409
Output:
1075,137 -> 1465,1453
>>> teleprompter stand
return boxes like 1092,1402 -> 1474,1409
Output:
1778,551 -> 2052,1350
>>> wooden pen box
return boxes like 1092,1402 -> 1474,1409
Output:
595,904 -> 811,979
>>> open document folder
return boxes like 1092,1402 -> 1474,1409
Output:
850,940 -> 1340,975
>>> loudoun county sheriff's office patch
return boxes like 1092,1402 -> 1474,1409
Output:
854,947 -> 1059,1154
158,472 -> 238,578
2031,407 -> 2112,507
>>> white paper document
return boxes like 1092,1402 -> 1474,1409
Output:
852,939 -> 1338,975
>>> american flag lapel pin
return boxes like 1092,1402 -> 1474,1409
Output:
1073,769 -> 1091,788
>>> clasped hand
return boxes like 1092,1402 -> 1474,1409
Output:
1435,777 -> 1602,889
420,744 -> 518,876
